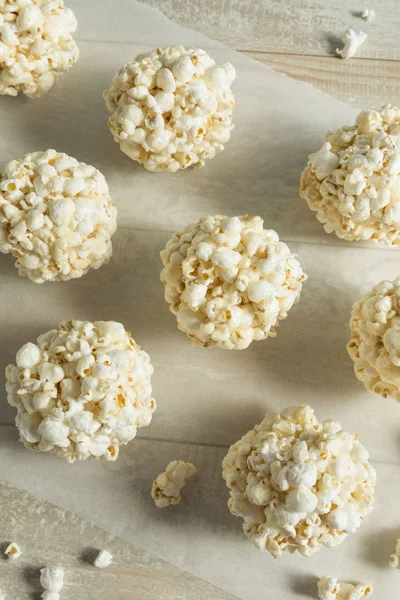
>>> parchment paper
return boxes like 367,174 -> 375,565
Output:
0,1 -> 399,599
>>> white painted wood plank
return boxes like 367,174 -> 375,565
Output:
245,51 -> 400,109
139,0 -> 400,60
0,477 -> 236,599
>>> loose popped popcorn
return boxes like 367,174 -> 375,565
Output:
94,549 -> 113,568
4,542 -> 21,559
104,45 -> 235,172
40,567 -> 64,593
389,538 -> 400,568
42,593 -> 60,600
318,577 -> 373,600
300,105 -> 400,245
6,320 -> 156,462
0,0 -> 79,97
160,215 -> 306,350
222,404 -> 375,558
151,460 -> 197,508
336,29 -> 367,59
347,277 -> 400,401
361,8 -> 375,22
0,150 -> 117,283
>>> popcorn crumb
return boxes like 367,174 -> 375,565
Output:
40,567 -> 64,593
160,215 -> 306,350
0,150 -> 117,283
104,45 -> 236,172
5,542 -> 21,560
94,549 -> 113,569
6,320 -> 156,462
389,538 -> 400,568
336,28 -> 367,59
222,404 -> 376,558
300,105 -> 400,245
0,0 -> 79,97
348,277 -> 400,401
318,577 -> 373,599
361,8 -> 375,21
152,461 -> 197,508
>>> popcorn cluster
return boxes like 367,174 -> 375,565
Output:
104,45 -> 236,172
151,460 -> 197,508
40,567 -> 64,600
0,0 -> 79,98
300,106 -> 400,245
0,150 -> 117,283
318,577 -> 373,600
160,215 -> 306,350
6,320 -> 156,462
222,404 -> 375,558
389,537 -> 400,569
347,277 -> 400,401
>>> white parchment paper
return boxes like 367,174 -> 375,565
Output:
0,1 -> 399,599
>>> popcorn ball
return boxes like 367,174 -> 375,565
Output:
103,45 -> 236,172
151,460 -> 197,508
347,277 -> 400,401
318,577 -> 373,600
0,0 -> 79,97
160,215 -> 306,350
222,404 -> 376,558
0,150 -> 117,283
5,320 -> 156,462
300,105 -> 400,245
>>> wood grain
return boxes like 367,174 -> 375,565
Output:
245,51 -> 400,108
140,0 -> 400,60
0,478 -> 236,600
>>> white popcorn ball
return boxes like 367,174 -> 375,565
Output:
389,537 -> 400,568
5,542 -> 21,560
0,150 -> 117,283
103,46 -> 236,172
0,0 -> 79,98
300,105 -> 400,245
40,567 -> 64,592
348,277 -> 400,401
222,404 -> 375,558
5,320 -> 156,462
160,215 -> 307,350
93,549 -> 113,569
151,460 -> 197,508
318,577 -> 373,600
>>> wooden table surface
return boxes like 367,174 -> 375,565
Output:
142,0 -> 400,109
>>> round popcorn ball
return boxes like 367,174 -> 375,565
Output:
103,45 -> 236,172
5,320 -> 156,462
160,215 -> 307,350
0,0 -> 79,98
0,149 -> 117,283
222,404 -> 376,558
300,105 -> 400,245
347,277 -> 400,400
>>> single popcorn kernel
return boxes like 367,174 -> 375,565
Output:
318,577 -> 373,600
300,105 -> 400,245
103,45 -> 236,172
222,404 -> 375,558
6,320 -> 156,462
0,150 -> 117,283
347,277 -> 400,401
0,0 -> 79,98
5,542 -> 21,560
160,215 -> 307,350
389,538 -> 400,568
151,460 -> 197,508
